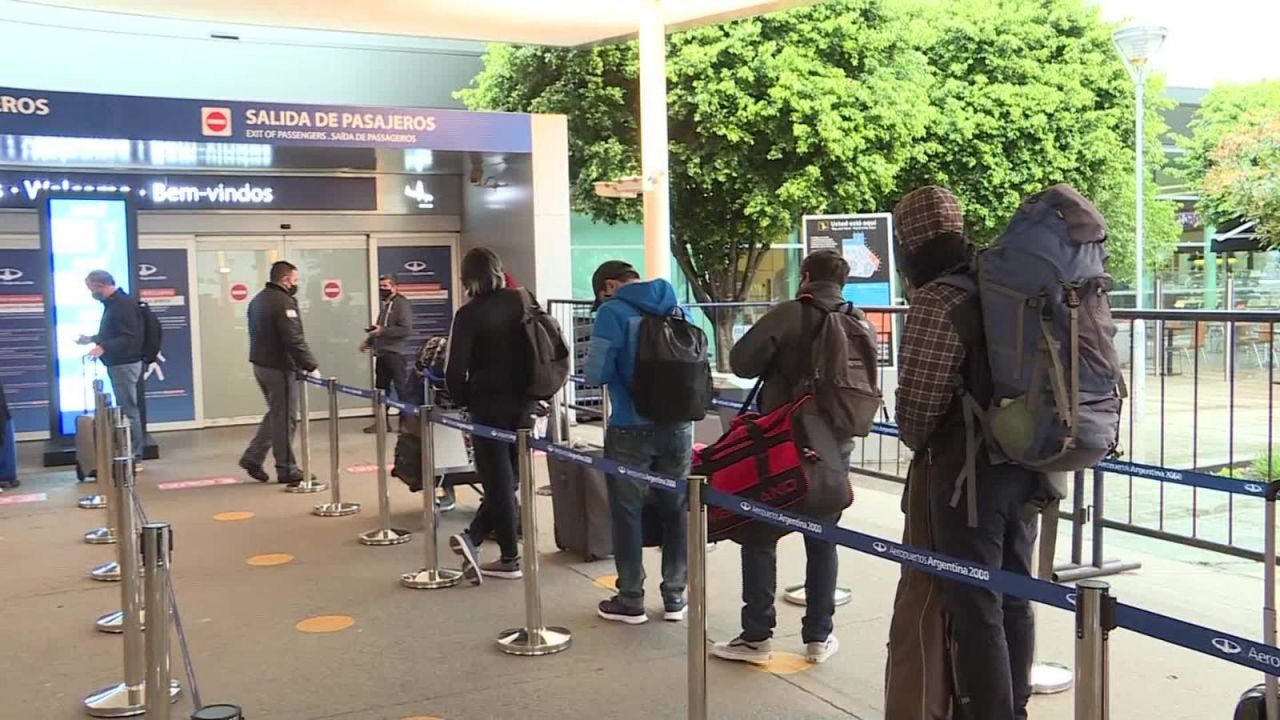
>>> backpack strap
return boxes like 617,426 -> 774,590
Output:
950,389 -> 983,528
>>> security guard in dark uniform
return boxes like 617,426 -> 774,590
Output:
239,260 -> 318,486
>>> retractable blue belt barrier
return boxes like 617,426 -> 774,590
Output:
325,376 -> 1280,677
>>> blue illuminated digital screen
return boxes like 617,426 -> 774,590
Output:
46,198 -> 133,436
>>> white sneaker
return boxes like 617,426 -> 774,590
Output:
805,635 -> 839,664
710,636 -> 773,665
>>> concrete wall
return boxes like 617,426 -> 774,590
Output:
0,1 -> 483,107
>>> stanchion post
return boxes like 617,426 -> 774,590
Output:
687,475 -> 708,720
286,374 -> 327,495
84,387 -> 117,542
79,381 -> 110,510
142,523 -> 181,717
85,419 -> 147,717
402,404 -> 463,589
314,377 -> 359,517
496,429 -> 572,656
1074,580 -> 1113,720
358,390 -> 411,546
1264,484 -> 1278,719
90,409 -> 129,583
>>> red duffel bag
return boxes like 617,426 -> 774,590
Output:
695,389 -> 852,543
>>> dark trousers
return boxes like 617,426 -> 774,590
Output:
243,365 -> 298,474
466,407 -> 528,561
929,459 -> 1039,720
374,352 -> 408,400
740,530 -> 838,644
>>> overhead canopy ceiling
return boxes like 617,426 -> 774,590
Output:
17,0 -> 818,46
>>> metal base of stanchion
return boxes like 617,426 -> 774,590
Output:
285,479 -> 328,494
94,608 -> 144,634
1031,661 -> 1074,694
85,527 -> 117,545
79,495 -> 108,509
782,584 -> 853,607
496,626 -> 573,656
359,528 -> 412,546
313,501 -> 360,517
401,567 -> 464,589
90,561 -> 122,582
83,680 -> 179,717
1052,560 -> 1141,583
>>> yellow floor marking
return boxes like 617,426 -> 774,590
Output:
213,511 -> 254,522
751,652 -> 812,675
296,615 -> 355,633
593,575 -> 618,590
246,553 -> 294,567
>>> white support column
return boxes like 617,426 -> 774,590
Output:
639,0 -> 671,281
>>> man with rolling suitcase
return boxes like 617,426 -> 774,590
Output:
77,270 -> 145,464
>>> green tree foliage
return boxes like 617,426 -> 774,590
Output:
1180,81 -> 1280,240
458,0 -> 1180,309
1203,114 -> 1280,245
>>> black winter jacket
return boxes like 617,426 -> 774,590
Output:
93,289 -> 144,367
445,289 -> 532,418
247,283 -> 318,372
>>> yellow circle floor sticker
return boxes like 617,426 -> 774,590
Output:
213,511 -> 255,522
752,652 -> 812,676
246,553 -> 294,567
593,575 -> 618,591
296,615 -> 355,633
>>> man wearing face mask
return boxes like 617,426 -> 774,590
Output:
360,274 -> 412,433
240,260 -> 318,486
77,270 -> 145,462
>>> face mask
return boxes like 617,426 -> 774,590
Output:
287,285 -> 298,297
379,289 -> 392,301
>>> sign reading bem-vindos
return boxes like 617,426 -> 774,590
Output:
0,87 -> 532,153
0,172 -> 378,211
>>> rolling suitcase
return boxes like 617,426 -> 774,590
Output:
74,358 -> 105,482
547,446 -> 613,561
1234,490 -> 1280,718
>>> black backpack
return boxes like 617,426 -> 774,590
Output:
139,301 -> 163,364
517,289 -> 570,400
629,305 -> 712,423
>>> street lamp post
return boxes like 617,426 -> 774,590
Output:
1112,24 -> 1167,449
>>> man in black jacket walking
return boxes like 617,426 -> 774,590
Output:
360,274 -> 412,433
78,270 -> 145,461
240,261 -> 319,485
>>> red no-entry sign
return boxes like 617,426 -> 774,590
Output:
229,283 -> 249,302
322,280 -> 342,301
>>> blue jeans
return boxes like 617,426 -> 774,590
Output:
604,423 -> 692,609
107,361 -> 144,459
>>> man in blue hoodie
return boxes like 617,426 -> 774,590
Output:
583,260 -> 690,625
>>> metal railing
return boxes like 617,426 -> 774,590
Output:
549,298 -> 1280,565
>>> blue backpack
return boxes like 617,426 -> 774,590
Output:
941,185 -> 1125,521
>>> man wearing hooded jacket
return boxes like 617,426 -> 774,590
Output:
886,186 -> 1039,720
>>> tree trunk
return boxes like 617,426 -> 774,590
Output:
709,307 -> 741,374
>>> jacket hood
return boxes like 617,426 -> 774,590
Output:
798,280 -> 845,305
611,279 -> 678,316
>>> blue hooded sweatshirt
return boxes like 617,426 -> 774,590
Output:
582,278 -> 682,428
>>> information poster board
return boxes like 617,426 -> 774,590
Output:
376,245 -> 455,362
802,213 -> 896,366
137,249 -> 196,424
40,196 -> 137,436
0,248 -> 49,433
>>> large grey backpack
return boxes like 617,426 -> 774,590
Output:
958,184 -> 1124,475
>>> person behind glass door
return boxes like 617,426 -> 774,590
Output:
361,274 -> 413,433
77,270 -> 145,466
445,248 -> 533,584
239,260 -> 319,487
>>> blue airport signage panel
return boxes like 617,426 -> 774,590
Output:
0,87 -> 533,153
